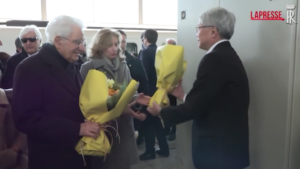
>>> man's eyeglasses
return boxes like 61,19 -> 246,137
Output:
62,37 -> 85,46
196,26 -> 216,32
21,37 -> 38,43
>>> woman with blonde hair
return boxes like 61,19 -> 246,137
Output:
80,28 -> 148,169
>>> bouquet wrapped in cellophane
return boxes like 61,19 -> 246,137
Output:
75,69 -> 138,161
149,44 -> 187,107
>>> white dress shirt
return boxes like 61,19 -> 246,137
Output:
207,39 -> 229,54
182,39 -> 229,102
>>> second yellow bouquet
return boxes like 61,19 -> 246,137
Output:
149,44 -> 187,107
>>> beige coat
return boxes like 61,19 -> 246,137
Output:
80,57 -> 139,169
0,89 -> 28,169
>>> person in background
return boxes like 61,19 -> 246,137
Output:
12,15 -> 98,169
138,32 -> 145,60
1,25 -> 42,89
147,7 -> 250,169
163,38 -> 177,141
117,29 -> 149,145
0,51 -> 10,76
77,41 -> 87,69
131,52 -> 138,57
15,38 -> 22,54
139,29 -> 169,160
166,38 -> 176,45
0,40 -> 11,81
0,88 -> 28,169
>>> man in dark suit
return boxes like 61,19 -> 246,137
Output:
12,15 -> 100,169
76,42 -> 87,70
117,30 -> 148,145
1,26 -> 42,89
0,40 -> 11,81
138,32 -> 145,60
117,30 -> 148,118
15,37 -> 23,54
139,29 -> 169,160
148,7 -> 250,169
117,30 -> 150,97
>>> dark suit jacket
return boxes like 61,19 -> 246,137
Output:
12,44 -> 90,169
0,52 -> 10,73
160,41 -> 250,169
140,44 -> 157,96
138,49 -> 143,60
168,94 -> 177,106
125,51 -> 149,96
1,48 -> 28,89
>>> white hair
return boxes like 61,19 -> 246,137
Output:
45,15 -> 85,44
166,38 -> 177,45
199,7 -> 236,39
19,25 -> 42,40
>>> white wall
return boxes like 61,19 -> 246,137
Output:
0,26 -> 177,55
176,0 -> 300,169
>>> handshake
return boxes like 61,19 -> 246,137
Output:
132,80 -> 185,119
79,80 -> 185,140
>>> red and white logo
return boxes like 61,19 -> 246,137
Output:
250,4 -> 297,24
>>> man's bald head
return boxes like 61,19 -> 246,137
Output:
166,38 -> 176,45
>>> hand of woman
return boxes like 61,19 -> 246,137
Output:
135,93 -> 151,106
133,112 -> 147,121
123,102 -> 137,116
123,102 -> 147,121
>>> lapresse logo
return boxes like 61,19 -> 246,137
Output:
250,4 -> 297,24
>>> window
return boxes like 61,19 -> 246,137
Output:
0,0 -> 42,21
126,43 -> 138,53
142,0 -> 177,26
94,0 -> 139,24
0,0 -> 178,28
46,0 -> 94,23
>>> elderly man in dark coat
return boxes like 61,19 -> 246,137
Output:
12,15 -> 100,169
1,26 -> 42,89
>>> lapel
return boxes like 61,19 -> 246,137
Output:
40,45 -> 80,97
75,65 -> 83,86
125,51 -> 133,67
91,57 -> 115,78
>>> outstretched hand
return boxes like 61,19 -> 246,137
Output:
123,101 -> 137,116
133,112 -> 147,121
147,101 -> 162,116
123,102 -> 147,121
135,93 -> 151,106
170,80 -> 185,101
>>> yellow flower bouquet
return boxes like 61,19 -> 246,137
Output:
149,44 -> 187,107
75,69 -> 138,161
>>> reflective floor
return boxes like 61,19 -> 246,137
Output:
131,133 -> 177,169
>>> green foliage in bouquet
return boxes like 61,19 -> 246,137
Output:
107,79 -> 128,110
